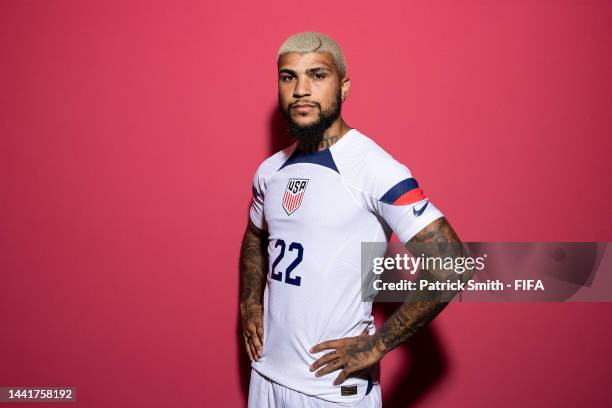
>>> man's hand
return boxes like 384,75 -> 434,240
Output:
239,220 -> 268,362
240,301 -> 264,362
309,328 -> 386,386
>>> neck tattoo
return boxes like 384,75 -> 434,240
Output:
318,136 -> 339,151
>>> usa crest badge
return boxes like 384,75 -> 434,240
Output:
283,178 -> 309,215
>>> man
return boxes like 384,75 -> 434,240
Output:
240,32 -> 471,407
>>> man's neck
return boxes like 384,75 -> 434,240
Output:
317,135 -> 341,151
297,124 -> 352,153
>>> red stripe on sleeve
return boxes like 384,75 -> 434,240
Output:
393,188 -> 426,205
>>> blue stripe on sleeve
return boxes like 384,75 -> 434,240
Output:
379,178 -> 419,204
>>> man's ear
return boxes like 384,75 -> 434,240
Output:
341,77 -> 351,102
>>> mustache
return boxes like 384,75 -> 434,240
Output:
290,101 -> 320,108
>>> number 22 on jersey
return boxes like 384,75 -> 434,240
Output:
271,239 -> 304,286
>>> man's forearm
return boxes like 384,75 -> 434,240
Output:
372,217 -> 474,354
239,223 -> 268,305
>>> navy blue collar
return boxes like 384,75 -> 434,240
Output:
278,146 -> 339,173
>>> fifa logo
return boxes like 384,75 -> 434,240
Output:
282,178 -> 309,215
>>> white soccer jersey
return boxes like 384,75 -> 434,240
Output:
248,128 -> 444,406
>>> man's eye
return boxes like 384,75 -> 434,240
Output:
280,76 -> 294,81
313,73 -> 326,79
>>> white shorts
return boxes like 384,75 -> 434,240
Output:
247,368 -> 382,408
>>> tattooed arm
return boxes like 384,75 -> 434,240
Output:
310,217 -> 474,385
239,219 -> 269,362
372,216 -> 473,353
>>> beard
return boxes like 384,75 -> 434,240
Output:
279,86 -> 342,152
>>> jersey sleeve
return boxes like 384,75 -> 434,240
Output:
249,166 -> 267,230
365,152 -> 444,244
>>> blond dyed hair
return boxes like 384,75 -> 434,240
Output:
277,31 -> 347,78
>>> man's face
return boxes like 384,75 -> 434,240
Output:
277,52 -> 344,148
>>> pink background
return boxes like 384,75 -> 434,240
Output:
1,1 -> 611,407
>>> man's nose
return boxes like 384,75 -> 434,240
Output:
293,76 -> 311,98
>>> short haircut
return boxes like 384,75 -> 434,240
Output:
277,31 -> 347,78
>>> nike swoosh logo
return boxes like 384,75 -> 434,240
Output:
413,201 -> 429,216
